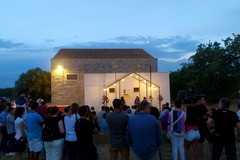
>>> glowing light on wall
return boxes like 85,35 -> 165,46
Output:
56,65 -> 63,74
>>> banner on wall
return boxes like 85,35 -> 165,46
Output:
123,94 -> 131,99
123,89 -> 131,99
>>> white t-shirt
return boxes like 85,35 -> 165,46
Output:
64,114 -> 80,141
15,117 -> 24,140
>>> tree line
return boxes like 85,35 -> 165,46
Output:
0,67 -> 51,102
170,34 -> 240,103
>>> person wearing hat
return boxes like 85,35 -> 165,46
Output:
126,100 -> 163,160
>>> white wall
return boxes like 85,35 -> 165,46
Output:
84,72 -> 170,113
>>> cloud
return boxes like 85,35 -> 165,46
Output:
158,52 -> 195,63
106,36 -> 150,44
67,35 -> 199,51
45,39 -> 55,43
1,36 -> 199,64
0,39 -> 26,50
156,43 -> 185,52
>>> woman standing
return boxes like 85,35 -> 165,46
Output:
14,107 -> 27,160
168,100 -> 186,160
75,105 -> 99,160
64,103 -> 80,160
43,106 -> 65,160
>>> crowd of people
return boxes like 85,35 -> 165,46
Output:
0,92 -> 240,160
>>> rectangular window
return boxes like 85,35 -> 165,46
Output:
109,88 -> 115,93
66,74 -> 78,80
133,87 -> 139,92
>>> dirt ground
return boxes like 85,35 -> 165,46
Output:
1,134 -> 240,160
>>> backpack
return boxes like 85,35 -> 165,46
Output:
42,125 -> 53,141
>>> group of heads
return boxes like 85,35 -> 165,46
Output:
195,94 -> 231,109
66,103 -> 94,117
190,93 -> 232,109
174,93 -> 232,110
112,98 -> 151,112
13,94 -> 234,120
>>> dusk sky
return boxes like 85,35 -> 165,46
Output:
0,0 -> 240,88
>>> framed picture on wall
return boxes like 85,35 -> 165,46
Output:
109,88 -> 115,93
133,87 -> 139,92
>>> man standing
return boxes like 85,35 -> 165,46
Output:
126,100 -> 163,160
211,98 -> 240,160
6,106 -> 15,138
106,99 -> 129,160
6,106 -> 16,156
26,102 -> 44,160
194,94 -> 210,160
17,91 -> 29,120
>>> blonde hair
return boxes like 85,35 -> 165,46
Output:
66,103 -> 79,116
